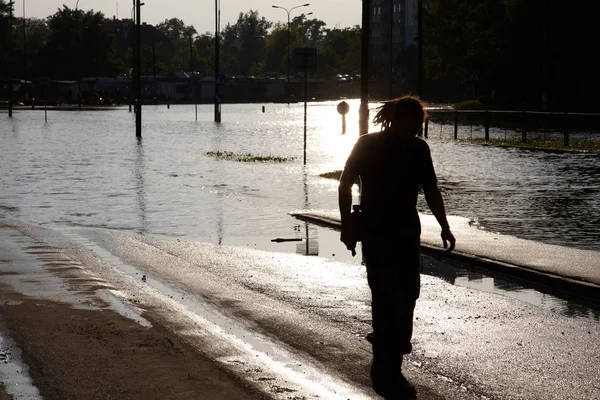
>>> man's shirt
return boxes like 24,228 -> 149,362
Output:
344,132 -> 437,238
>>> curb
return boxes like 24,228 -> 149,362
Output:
291,213 -> 600,303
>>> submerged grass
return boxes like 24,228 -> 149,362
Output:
205,151 -> 296,162
459,138 -> 600,153
319,170 -> 344,180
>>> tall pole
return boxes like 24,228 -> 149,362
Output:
417,0 -> 423,98
135,0 -> 142,137
8,0 -> 13,117
152,40 -> 156,104
214,0 -> 221,122
129,6 -> 134,112
76,0 -> 81,109
389,0 -> 394,99
303,70 -> 307,165
22,0 -> 26,81
359,0 -> 370,136
287,12 -> 290,85
273,4 -> 310,98
190,35 -> 197,120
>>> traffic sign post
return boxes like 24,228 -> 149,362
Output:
294,48 -> 317,165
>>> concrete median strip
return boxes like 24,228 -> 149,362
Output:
290,210 -> 600,301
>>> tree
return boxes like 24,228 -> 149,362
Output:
220,10 -> 271,76
319,26 -> 361,77
13,18 -> 50,77
156,18 -> 196,41
264,23 -> 287,76
292,14 -> 326,48
36,7 -> 123,79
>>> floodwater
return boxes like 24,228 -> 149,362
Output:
1,100 -> 598,251
1,100 -> 599,321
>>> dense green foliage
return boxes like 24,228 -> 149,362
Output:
1,0 -> 598,110
422,0 -> 599,111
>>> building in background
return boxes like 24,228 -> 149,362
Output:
370,0 -> 418,97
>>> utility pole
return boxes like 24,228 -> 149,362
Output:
22,0 -> 26,84
214,0 -> 221,122
135,0 -> 142,137
359,0 -> 370,135
8,0 -> 13,117
76,0 -> 82,109
190,35 -> 198,120
152,40 -> 156,104
389,0 -> 394,99
417,0 -> 423,98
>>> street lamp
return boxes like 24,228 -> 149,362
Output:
272,3 -> 310,85
76,0 -> 81,109
190,34 -> 200,120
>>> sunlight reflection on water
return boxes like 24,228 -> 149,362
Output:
0,100 -> 599,252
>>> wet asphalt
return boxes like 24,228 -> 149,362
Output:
1,219 -> 599,400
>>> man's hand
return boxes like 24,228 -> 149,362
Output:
441,228 -> 456,252
340,226 -> 357,256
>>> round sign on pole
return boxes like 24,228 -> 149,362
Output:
214,94 -> 223,104
337,100 -> 350,115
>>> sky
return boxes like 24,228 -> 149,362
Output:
21,0 -> 363,33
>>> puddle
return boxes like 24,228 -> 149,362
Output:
422,256 -> 600,322
0,324 -> 42,400
224,223 -> 600,323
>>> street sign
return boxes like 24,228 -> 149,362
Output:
215,74 -> 227,84
214,94 -> 223,104
469,72 -> 479,82
293,48 -> 318,73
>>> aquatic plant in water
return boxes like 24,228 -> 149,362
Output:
205,151 -> 296,162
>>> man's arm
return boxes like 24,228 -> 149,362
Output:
339,169 -> 359,255
422,183 -> 456,252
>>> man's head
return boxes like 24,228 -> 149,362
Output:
373,95 -> 427,138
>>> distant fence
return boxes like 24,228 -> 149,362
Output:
424,109 -> 600,148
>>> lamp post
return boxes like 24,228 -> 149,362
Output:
359,0 -> 370,136
214,0 -> 221,122
417,0 -> 423,98
272,3 -> 310,85
8,0 -> 13,117
76,0 -> 81,109
190,34 -> 200,120
134,0 -> 143,138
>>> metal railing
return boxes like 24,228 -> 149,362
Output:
423,109 -> 600,150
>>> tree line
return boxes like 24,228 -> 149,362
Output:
1,0 -> 598,111
0,3 -> 361,82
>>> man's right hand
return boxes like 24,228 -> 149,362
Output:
441,228 -> 456,252
340,226 -> 357,256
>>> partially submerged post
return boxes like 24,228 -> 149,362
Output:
214,0 -> 222,123
293,48 -> 317,166
359,0 -> 370,136
485,109 -> 490,140
8,0 -> 14,117
134,0 -> 142,138
337,101 -> 350,134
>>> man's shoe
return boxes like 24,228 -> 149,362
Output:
379,374 -> 416,399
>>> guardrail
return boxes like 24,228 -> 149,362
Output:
424,109 -> 600,148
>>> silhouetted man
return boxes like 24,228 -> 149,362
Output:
338,96 -> 456,399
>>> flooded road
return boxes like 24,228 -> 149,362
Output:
3,221 -> 597,400
1,98 -> 599,399
1,100 -> 599,252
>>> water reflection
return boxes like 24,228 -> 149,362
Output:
422,255 -> 600,322
0,103 -> 599,252
296,167 -> 319,256
134,137 -> 147,234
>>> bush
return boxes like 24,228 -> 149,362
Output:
453,100 -> 486,110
